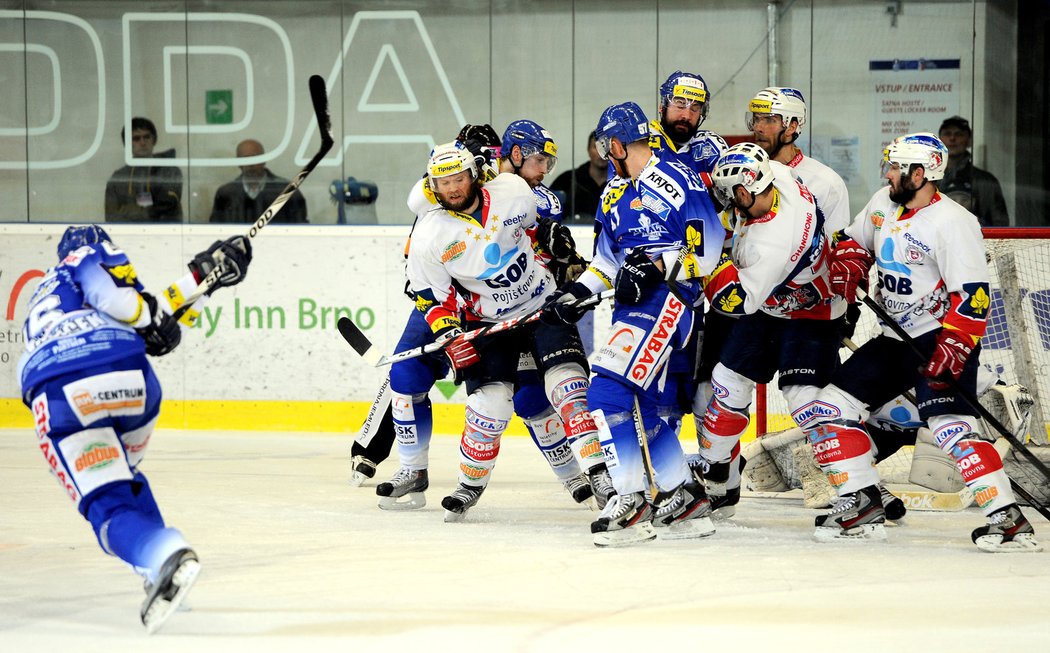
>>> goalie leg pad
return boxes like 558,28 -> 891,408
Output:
457,382 -> 513,488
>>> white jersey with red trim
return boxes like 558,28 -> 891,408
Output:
406,172 -> 555,330
845,187 -> 989,342
730,161 -> 845,320
787,150 -> 850,237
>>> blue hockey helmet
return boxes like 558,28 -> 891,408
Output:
659,70 -> 710,123
57,224 -> 112,260
501,120 -> 558,173
594,102 -> 650,160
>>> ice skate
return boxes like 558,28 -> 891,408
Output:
653,481 -> 716,540
441,483 -> 485,522
563,474 -> 596,510
591,491 -> 656,547
141,548 -> 200,635
972,503 -> 1042,553
695,458 -> 740,520
813,484 -> 887,542
879,483 -> 907,522
586,462 -> 616,510
376,467 -> 428,510
349,455 -> 377,487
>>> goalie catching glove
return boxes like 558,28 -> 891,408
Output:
435,326 -> 480,384
188,235 -> 253,295
136,292 -> 182,357
828,235 -> 872,303
922,328 -> 974,390
614,249 -> 662,305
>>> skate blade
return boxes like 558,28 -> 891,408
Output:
143,559 -> 201,635
377,492 -> 426,510
813,522 -> 887,543
711,506 -> 736,522
657,516 -> 716,540
349,471 -> 371,487
593,522 -> 657,548
579,496 -> 598,512
975,533 -> 1044,553
443,508 -> 469,523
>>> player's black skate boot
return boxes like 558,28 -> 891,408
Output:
141,548 -> 200,635
563,473 -> 596,509
653,481 -> 716,540
586,462 -> 616,510
441,483 -> 485,522
813,484 -> 887,542
591,491 -> 656,547
693,457 -> 740,521
376,467 -> 428,510
878,483 -> 907,522
972,503 -> 1042,553
350,455 -> 377,487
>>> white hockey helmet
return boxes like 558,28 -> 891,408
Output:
882,132 -> 948,182
711,142 -> 775,206
745,87 -> 808,135
426,142 -> 478,192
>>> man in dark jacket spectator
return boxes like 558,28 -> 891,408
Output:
104,117 -> 183,222
210,139 -> 308,224
938,115 -> 1008,226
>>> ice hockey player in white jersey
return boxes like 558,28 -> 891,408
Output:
17,225 -> 252,632
811,133 -> 1041,551
369,125 -> 596,512
696,143 -> 845,521
545,101 -> 725,546
406,142 -> 608,522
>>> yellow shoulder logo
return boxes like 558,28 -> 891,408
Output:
970,287 -> 989,314
104,262 -> 138,288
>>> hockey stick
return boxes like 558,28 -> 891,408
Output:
172,75 -> 334,322
634,395 -> 659,501
856,290 -> 1050,521
338,289 -> 613,368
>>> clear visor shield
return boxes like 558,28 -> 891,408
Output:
667,96 -> 704,112
880,158 -> 902,178
595,135 -> 614,161
745,111 -> 782,131
519,144 -> 558,173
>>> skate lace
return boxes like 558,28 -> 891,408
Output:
601,492 -> 641,520
656,487 -> 685,516
590,470 -> 615,497
827,493 -> 858,516
564,476 -> 589,493
450,485 -> 482,503
390,467 -> 418,488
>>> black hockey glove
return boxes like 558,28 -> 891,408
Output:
535,217 -> 576,262
456,123 -> 501,149
540,282 -> 592,326
615,249 -> 662,305
188,235 -> 253,295
136,292 -> 182,357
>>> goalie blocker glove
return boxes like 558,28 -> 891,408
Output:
136,292 -> 182,357
922,328 -> 974,390
614,249 -> 662,305
188,235 -> 253,295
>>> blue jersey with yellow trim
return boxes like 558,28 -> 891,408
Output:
18,243 -> 149,400
647,120 -> 728,177
532,183 -> 563,222
577,155 -> 724,295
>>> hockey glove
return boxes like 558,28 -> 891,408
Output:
189,235 -> 253,295
535,217 -> 576,262
435,327 -> 480,383
457,123 -> 501,149
540,282 -> 592,326
922,329 -> 974,390
828,237 -> 873,304
136,292 -> 182,357
615,249 -> 662,305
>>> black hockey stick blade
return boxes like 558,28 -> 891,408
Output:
308,74 -> 334,151
337,317 -> 382,367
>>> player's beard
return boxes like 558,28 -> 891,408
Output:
661,116 -> 698,145
437,182 -> 480,213
889,176 -> 918,205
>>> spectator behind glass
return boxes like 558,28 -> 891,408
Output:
550,130 -> 609,224
210,139 -> 308,224
938,115 -> 1008,226
104,117 -> 183,222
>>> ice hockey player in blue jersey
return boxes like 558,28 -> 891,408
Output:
544,102 -> 725,546
649,70 -> 729,187
17,225 -> 251,633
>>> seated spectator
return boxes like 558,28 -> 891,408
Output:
104,117 -> 183,222
550,130 -> 609,224
938,115 -> 1008,226
210,139 -> 308,224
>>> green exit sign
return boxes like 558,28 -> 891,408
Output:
205,89 -> 233,124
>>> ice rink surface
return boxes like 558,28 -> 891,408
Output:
1,428 -> 1048,653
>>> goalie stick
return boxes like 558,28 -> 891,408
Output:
856,289 -> 1050,521
172,74 -> 334,322
338,289 -> 613,368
